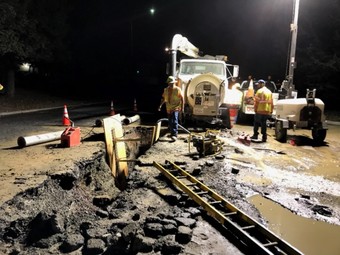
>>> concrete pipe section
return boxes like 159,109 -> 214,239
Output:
17,131 -> 64,148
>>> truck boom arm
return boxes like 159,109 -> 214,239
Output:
170,34 -> 200,77
171,34 -> 199,58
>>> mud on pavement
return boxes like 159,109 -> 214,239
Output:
0,124 -> 339,255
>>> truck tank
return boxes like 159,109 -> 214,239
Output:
182,73 -> 230,127
184,73 -> 225,117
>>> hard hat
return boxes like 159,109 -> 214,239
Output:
0,84 -> 3,91
256,79 -> 265,84
166,76 -> 177,84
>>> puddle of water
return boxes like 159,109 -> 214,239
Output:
249,194 -> 340,255
241,175 -> 272,186
277,125 -> 340,182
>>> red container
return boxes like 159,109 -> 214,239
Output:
61,127 -> 81,147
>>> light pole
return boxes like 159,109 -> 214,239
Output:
287,0 -> 300,98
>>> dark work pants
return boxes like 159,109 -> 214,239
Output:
253,114 -> 270,139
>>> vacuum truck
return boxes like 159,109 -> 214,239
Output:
168,34 -> 240,127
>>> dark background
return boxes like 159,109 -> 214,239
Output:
1,0 -> 339,110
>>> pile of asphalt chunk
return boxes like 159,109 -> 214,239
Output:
0,147 -> 203,255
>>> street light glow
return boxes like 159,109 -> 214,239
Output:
19,63 -> 31,72
150,8 -> 155,15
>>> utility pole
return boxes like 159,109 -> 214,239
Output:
287,0 -> 300,98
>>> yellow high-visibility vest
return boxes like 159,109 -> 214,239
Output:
254,87 -> 273,115
162,86 -> 183,113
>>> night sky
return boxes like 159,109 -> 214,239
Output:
54,0 -> 336,107
69,1 -> 296,79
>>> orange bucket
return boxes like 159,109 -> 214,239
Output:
229,108 -> 238,127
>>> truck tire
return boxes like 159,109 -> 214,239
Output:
275,120 -> 287,143
237,111 -> 246,124
221,109 -> 231,129
312,128 -> 327,144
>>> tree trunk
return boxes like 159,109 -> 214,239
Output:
7,69 -> 15,97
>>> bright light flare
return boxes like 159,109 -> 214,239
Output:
19,63 -> 31,72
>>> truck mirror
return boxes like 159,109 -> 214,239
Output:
233,65 -> 239,78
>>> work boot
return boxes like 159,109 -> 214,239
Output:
262,134 -> 267,142
250,135 -> 258,140
171,136 -> 177,141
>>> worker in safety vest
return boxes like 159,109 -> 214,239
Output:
250,79 -> 273,142
158,76 -> 184,142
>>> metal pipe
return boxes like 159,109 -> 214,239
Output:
171,49 -> 177,77
17,131 -> 64,148
157,118 -> 190,134
123,114 -> 140,125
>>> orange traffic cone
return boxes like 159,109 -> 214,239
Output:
246,79 -> 254,98
63,105 -> 71,126
133,98 -> 138,112
109,100 -> 115,116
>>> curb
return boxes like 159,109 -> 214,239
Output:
326,120 -> 340,126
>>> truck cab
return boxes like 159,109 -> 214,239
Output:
178,59 -> 227,82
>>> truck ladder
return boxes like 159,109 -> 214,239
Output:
153,161 -> 303,255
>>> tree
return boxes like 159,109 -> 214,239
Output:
0,0 -> 74,97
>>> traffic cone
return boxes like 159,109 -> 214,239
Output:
133,98 -> 138,112
63,105 -> 71,126
246,79 -> 254,98
109,100 -> 115,116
